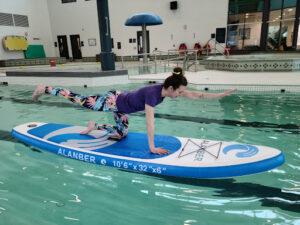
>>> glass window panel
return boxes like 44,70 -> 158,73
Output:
228,14 -> 245,24
280,20 -> 294,49
227,24 -> 245,49
270,0 -> 283,10
229,0 -> 264,15
267,21 -> 281,50
283,0 -> 297,8
282,7 -> 296,19
243,23 -> 262,50
270,0 -> 296,10
229,1 -> 239,15
297,24 -> 300,49
245,12 -> 263,23
269,9 -> 282,22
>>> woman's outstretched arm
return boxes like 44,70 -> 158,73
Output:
182,88 -> 237,99
145,104 -> 169,155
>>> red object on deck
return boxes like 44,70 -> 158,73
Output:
224,46 -> 231,56
50,60 -> 56,67
193,43 -> 202,56
178,43 -> 187,55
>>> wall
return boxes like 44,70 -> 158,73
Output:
46,0 -> 101,59
0,0 -> 55,60
1,0 -> 228,59
110,0 -> 229,56
47,0 -> 228,57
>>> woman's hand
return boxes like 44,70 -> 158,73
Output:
150,147 -> 170,155
218,88 -> 237,98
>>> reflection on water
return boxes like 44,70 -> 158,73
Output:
124,171 -> 300,213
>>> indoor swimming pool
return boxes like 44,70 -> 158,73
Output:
0,83 -> 299,225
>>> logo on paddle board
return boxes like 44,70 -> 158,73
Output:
223,144 -> 259,158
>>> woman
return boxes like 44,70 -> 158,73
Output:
32,67 -> 236,155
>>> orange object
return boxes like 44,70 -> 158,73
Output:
203,43 -> 211,55
224,46 -> 231,56
178,43 -> 187,55
50,60 -> 56,67
193,43 -> 202,56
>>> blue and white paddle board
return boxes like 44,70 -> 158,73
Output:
12,122 -> 285,178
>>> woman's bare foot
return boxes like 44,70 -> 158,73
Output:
107,133 -> 122,141
80,121 -> 96,135
32,84 -> 46,101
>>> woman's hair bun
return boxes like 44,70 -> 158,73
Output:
163,66 -> 187,90
173,67 -> 183,76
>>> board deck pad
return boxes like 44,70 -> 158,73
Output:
27,123 -> 181,159
12,122 -> 285,178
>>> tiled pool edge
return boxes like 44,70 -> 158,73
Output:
204,55 -> 300,72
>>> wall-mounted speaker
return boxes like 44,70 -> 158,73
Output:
170,1 -> 178,10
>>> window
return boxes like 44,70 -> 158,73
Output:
13,14 -> 29,27
0,13 -> 14,26
228,0 -> 300,51
229,0 -> 264,15
297,19 -> 300,49
267,0 -> 296,50
0,12 -> 29,27
283,0 -> 297,8
228,0 -> 264,50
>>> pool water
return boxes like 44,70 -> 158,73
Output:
0,84 -> 299,225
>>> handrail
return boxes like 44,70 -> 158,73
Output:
120,48 -> 199,73
206,38 -> 229,56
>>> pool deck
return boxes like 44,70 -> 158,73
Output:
1,62 -> 300,92
129,70 -> 300,92
0,62 -> 129,87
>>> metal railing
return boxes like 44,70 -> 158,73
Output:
167,49 -> 198,71
206,38 -> 229,56
120,49 -> 200,74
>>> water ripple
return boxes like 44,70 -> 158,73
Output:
224,209 -> 277,219
82,171 -> 112,181
282,189 -> 300,195
68,194 -> 81,203
269,169 -> 286,174
184,219 -> 197,225
0,207 -> 6,214
266,197 -> 300,205
155,192 -> 232,205
279,179 -> 300,187
64,217 -> 80,221
287,164 -> 300,171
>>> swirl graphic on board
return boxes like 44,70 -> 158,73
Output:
44,126 -> 116,151
223,144 -> 259,158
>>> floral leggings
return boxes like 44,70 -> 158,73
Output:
45,87 -> 129,138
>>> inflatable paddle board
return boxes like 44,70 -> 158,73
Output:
12,122 -> 285,178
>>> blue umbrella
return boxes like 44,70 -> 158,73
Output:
125,13 -> 163,64
125,13 -> 163,26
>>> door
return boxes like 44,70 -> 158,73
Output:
70,34 -> 82,60
137,30 -> 150,58
57,35 -> 69,59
